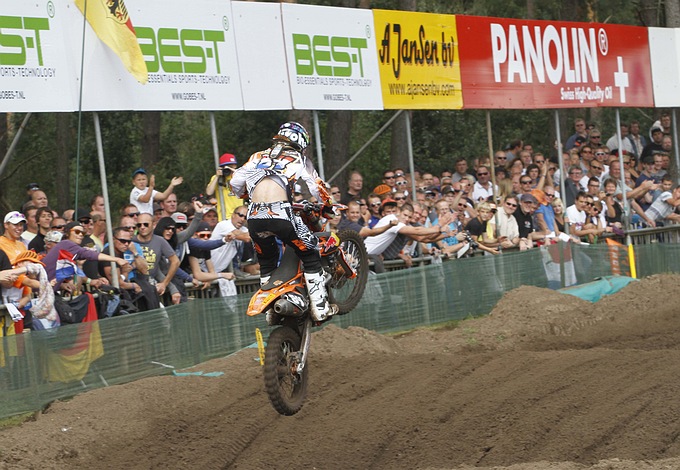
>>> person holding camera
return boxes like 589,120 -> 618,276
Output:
205,153 -> 242,222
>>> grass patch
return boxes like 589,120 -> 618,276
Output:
0,411 -> 38,429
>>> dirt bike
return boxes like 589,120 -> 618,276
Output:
246,201 -> 369,416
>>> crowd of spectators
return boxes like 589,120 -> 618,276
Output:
327,113 -> 678,270
0,159 -> 258,334
0,114 -> 677,334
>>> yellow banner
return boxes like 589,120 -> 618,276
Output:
373,10 -> 463,109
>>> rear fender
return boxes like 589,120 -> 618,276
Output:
246,273 -> 305,316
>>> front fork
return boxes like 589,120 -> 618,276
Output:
295,316 -> 313,375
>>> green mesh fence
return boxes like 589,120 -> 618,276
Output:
1,242 -> 679,418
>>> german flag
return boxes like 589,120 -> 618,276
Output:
74,0 -> 148,84
44,293 -> 104,383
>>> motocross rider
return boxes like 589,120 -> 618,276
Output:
230,122 -> 338,322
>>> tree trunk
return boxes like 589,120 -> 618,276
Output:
638,0 -> 661,26
324,110 -> 353,187
56,113 -> 71,210
141,111 -> 161,170
666,0 -> 680,27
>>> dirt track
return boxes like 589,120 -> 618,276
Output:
2,274 -> 680,470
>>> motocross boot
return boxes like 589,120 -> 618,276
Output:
305,271 -> 338,322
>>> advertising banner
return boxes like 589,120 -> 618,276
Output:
281,3 -> 383,110
0,0 -> 77,112
373,9 -> 462,109
64,0 -> 244,111
457,16 -> 654,109
232,2 -> 291,110
648,27 -> 680,108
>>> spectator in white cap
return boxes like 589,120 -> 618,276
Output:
44,231 -> 63,254
205,153 -> 242,222
0,211 -> 27,263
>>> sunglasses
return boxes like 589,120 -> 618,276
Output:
122,225 -> 135,231
595,152 -> 607,156
535,160 -> 545,164
51,224 -> 65,229
78,218 -> 92,224
496,156 -> 507,160
197,232 -> 211,239
234,212 -> 247,218
176,224 -> 187,229
115,237 -> 132,244
505,202 -> 518,207
395,181 -> 408,186
394,196 -> 406,201
383,175 -> 395,179
125,212 -> 140,217
136,222 -> 151,228
164,226 -> 176,231
477,172 -> 489,176
590,135 -> 601,138
545,193 -> 555,197
591,165 -> 603,170
520,180 -> 532,184
370,202 -> 382,207
70,229 -> 85,236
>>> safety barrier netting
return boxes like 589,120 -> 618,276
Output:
1,242 -> 680,418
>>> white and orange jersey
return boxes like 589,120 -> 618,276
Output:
230,144 -> 330,205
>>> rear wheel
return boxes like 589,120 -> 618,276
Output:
328,229 -> 369,314
263,326 -> 308,416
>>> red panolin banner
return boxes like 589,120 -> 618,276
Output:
456,16 -> 654,109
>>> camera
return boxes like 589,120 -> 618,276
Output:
463,231 -> 479,250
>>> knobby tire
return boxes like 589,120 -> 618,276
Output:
263,326 -> 308,416
329,229 -> 369,314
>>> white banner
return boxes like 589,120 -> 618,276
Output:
281,3 -> 383,110
232,2 -> 291,110
64,0 -> 244,111
0,0 -> 77,112
648,27 -> 680,107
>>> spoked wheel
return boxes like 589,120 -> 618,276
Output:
263,326 -> 308,416
328,229 -> 369,314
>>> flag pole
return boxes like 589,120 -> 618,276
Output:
74,0 -> 90,214
93,112 -> 119,288
209,112 -> 226,220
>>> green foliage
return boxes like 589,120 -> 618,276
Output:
0,0 -> 657,212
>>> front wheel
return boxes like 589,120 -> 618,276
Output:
263,326 -> 308,416
328,229 -> 369,314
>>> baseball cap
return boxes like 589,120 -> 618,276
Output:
153,203 -> 162,214
4,211 -> 26,224
45,231 -> 63,243
171,212 -> 188,224
373,184 -> 392,196
651,125 -> 663,134
294,183 -> 302,194
196,221 -> 212,233
75,208 -> 91,222
440,185 -> 455,194
26,183 -> 39,191
381,198 -> 398,209
521,193 -> 538,204
132,168 -> 147,178
219,153 -> 237,166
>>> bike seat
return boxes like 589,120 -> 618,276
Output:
261,247 -> 301,290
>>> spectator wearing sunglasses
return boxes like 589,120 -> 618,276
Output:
366,194 -> 383,228
133,213 -> 180,301
471,165 -> 497,203
209,205 -> 252,275
42,221 -> 127,292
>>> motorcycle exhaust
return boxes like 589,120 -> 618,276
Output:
274,298 -> 298,316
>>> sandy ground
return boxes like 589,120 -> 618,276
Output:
2,274 -> 680,470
